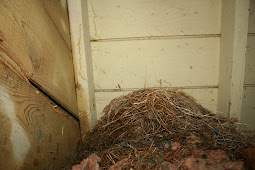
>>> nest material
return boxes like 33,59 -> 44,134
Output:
82,88 -> 253,169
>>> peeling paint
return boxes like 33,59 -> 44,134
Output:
89,1 -> 100,39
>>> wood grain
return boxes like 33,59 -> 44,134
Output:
0,60 -> 80,170
92,37 -> 220,90
40,0 -> 72,49
0,47 -> 28,84
241,87 -> 255,130
95,88 -> 217,120
244,36 -> 255,85
0,0 -> 78,116
88,0 -> 221,40
217,0 -> 250,119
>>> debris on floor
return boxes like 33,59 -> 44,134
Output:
239,148 -> 255,169
72,88 -> 255,169
72,154 -> 101,170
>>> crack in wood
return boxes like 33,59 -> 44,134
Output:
28,79 -> 79,121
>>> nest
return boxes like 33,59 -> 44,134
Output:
81,88 -> 254,169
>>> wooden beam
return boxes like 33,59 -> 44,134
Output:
68,0 -> 97,139
217,0 -> 250,119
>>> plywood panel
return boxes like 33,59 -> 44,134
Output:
92,37 -> 220,90
241,87 -> 255,130
88,0 -> 221,40
244,36 -> 255,85
40,0 -> 72,49
0,60 -> 80,170
95,88 -> 217,119
249,0 -> 255,33
0,0 -> 78,115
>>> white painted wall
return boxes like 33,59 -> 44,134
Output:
86,0 -> 221,119
241,0 -> 255,130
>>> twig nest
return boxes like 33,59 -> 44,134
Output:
82,88 -> 254,169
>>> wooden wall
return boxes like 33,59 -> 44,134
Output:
0,0 -> 81,169
68,0 -> 98,135
0,0 -> 78,116
241,0 -> 255,130
87,0 -> 221,118
0,61 -> 80,170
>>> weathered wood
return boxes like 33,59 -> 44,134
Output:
249,0 -> 255,33
92,37 -> 219,90
40,0 -> 72,49
88,0 -> 221,40
244,36 -> 255,85
217,0 -> 250,119
0,60 -> 80,170
0,0 -> 78,116
241,87 -> 255,130
68,0 -> 97,138
95,88 -> 217,119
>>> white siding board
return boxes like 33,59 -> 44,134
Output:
244,36 -> 255,85
92,37 -> 220,90
241,87 -> 255,130
88,0 -> 221,40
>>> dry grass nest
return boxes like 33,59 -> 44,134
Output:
81,88 -> 254,169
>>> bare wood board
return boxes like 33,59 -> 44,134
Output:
0,60 -> 80,169
40,0 -> 72,49
0,0 -> 78,116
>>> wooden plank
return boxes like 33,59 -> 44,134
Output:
244,36 -> 255,85
241,87 -> 255,130
68,0 -> 97,138
40,0 -> 72,49
88,0 -> 221,40
0,60 -> 80,170
95,88 -> 218,120
217,0 -> 250,119
0,0 -> 78,116
92,37 -> 220,90
249,0 -> 255,33
0,47 -> 29,84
